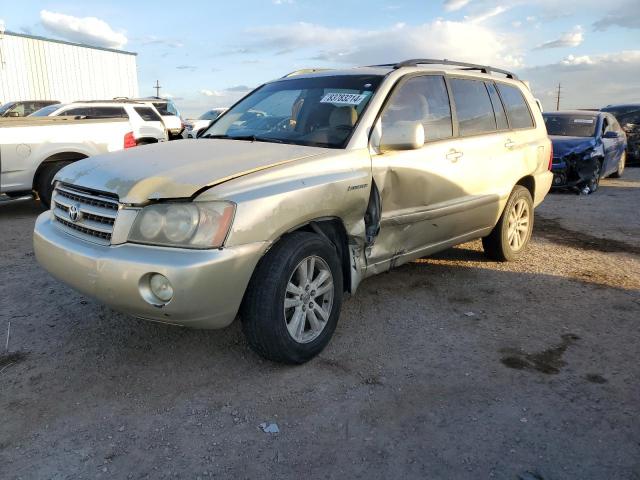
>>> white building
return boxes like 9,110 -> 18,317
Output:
0,30 -> 139,103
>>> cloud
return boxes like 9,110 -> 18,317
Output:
200,89 -> 223,97
535,25 -> 583,49
443,0 -> 471,11
561,54 -> 594,65
593,1 -> 640,30
523,50 -> 640,110
465,6 -> 509,24
241,20 -> 523,68
39,10 -> 127,49
139,35 -> 184,48
226,85 -> 252,92
0,19 -> 4,32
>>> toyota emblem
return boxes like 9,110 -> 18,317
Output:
68,204 -> 81,222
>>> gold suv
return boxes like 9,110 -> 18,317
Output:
34,59 -> 553,364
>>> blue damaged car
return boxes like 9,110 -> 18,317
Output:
543,110 -> 627,194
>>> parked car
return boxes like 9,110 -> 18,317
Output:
0,116 -> 138,207
30,101 -> 168,145
184,108 -> 228,138
601,104 -> 640,164
0,100 -> 60,117
34,59 -> 552,364
129,97 -> 184,139
543,110 -> 627,193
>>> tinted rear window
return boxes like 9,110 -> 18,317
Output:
92,107 -> 128,118
497,84 -> 534,129
450,78 -> 496,136
134,107 -> 162,122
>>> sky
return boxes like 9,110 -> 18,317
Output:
1,0 -> 639,118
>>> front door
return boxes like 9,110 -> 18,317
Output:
366,74 -> 500,270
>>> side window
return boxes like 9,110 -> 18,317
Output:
601,117 -> 610,136
10,104 -> 25,116
91,107 -> 128,118
134,107 -> 162,122
449,78 -> 497,136
485,82 -> 508,130
381,75 -> 453,142
62,108 -> 91,117
496,84 -> 534,129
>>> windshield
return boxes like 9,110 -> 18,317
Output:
544,114 -> 597,137
202,75 -> 383,148
30,104 -> 64,117
0,102 -> 16,115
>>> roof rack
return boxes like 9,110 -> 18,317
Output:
374,59 -> 518,80
73,99 -> 146,104
281,68 -> 332,78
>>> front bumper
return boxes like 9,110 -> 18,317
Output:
551,155 -> 597,188
33,212 -> 267,329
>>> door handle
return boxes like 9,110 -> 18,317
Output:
446,149 -> 463,162
505,139 -> 516,149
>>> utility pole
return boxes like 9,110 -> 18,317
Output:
555,83 -> 561,111
154,80 -> 162,98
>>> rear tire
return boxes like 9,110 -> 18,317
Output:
610,151 -> 626,178
36,161 -> 72,208
241,231 -> 343,364
482,186 -> 534,262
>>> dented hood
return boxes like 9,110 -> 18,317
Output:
549,136 -> 596,158
55,139 -> 326,204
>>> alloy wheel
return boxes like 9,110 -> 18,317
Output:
507,198 -> 530,251
284,255 -> 334,343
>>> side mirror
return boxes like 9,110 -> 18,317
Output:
603,130 -> 619,139
379,121 -> 425,152
7,111 -> 20,117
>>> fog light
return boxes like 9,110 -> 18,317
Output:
149,273 -> 173,302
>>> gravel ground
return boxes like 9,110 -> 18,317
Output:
1,169 -> 639,479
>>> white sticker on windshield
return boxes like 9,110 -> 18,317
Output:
574,119 -> 594,124
320,93 -> 367,105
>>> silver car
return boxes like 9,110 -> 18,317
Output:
34,59 -> 553,364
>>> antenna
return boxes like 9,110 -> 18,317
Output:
154,80 -> 162,97
555,83 -> 561,111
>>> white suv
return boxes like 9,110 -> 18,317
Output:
32,101 -> 168,145
132,97 -> 184,139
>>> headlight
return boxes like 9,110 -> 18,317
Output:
128,201 -> 235,249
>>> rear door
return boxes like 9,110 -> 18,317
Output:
132,106 -> 168,141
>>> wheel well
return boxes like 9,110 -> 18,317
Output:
32,152 -> 88,189
516,175 -> 535,199
288,218 -> 351,293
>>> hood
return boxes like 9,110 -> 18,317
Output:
55,139 -> 326,204
549,136 -> 597,158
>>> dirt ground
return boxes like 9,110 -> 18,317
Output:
1,169 -> 639,480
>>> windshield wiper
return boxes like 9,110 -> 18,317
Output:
201,134 -> 285,144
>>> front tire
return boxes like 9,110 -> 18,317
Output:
610,151 -> 626,178
582,159 -> 602,194
482,186 -> 534,262
36,161 -> 72,208
241,232 -> 343,364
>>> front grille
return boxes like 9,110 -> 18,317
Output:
51,184 -> 119,245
